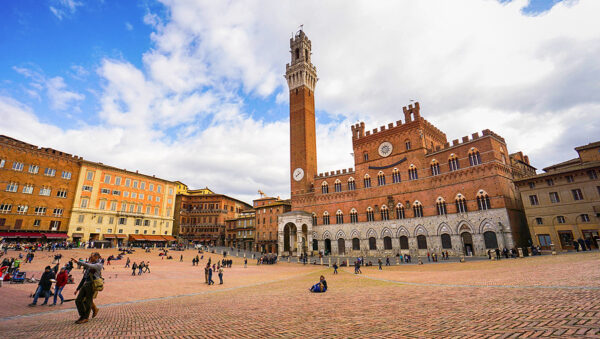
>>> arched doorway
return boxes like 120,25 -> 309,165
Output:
441,234 -> 452,249
283,223 -> 297,254
369,237 -> 377,250
324,239 -> 332,255
461,232 -> 473,255
484,231 -> 498,249
417,235 -> 427,249
352,238 -> 360,250
399,236 -> 409,249
338,238 -> 345,255
312,239 -> 318,251
383,236 -> 392,250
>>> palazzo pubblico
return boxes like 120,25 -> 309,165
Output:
278,30 -> 535,258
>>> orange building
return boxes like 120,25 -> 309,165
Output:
175,183 -> 251,246
225,208 -> 255,251
66,161 -> 177,247
279,30 -> 531,257
0,136 -> 80,241
253,195 -> 290,253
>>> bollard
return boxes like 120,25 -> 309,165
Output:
396,256 -> 400,265
337,257 -> 340,267
288,256 -> 290,263
328,257 -> 331,268
320,257 -> 323,266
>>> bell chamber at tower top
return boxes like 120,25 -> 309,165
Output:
285,30 -> 318,92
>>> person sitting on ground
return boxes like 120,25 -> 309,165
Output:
309,275 -> 328,293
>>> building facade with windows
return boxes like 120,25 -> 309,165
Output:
278,30 -> 532,257
225,209 -> 255,251
515,142 -> 600,251
0,136 -> 80,240
66,161 -> 177,247
253,196 -> 291,253
175,183 -> 251,246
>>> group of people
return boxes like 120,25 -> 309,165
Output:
127,260 -> 150,275
256,254 -> 277,265
426,251 -> 450,262
204,261 -> 224,285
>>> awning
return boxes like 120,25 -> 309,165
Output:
0,232 -> 44,238
162,235 -> 176,241
43,233 -> 69,239
115,234 -> 127,239
129,235 -> 146,241
103,234 -> 116,239
143,235 -> 167,242
71,233 -> 84,238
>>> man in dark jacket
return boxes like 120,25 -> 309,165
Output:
29,266 -> 55,306
71,252 -> 103,324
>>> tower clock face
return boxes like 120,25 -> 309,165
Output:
378,142 -> 393,157
293,168 -> 305,181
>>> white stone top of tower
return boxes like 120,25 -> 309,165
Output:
285,30 -> 318,92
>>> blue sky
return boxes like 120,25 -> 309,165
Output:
1,0 -> 598,203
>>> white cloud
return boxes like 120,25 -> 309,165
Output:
125,22 -> 133,31
3,0 -> 600,203
49,0 -> 83,20
47,76 -> 85,111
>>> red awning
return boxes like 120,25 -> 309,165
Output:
143,235 -> 166,242
43,233 -> 68,239
129,234 -> 146,241
0,232 -> 44,238
103,234 -> 116,239
115,234 -> 127,239
162,235 -> 176,241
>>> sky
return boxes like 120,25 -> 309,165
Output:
0,0 -> 599,204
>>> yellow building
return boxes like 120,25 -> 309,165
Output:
515,141 -> 600,251
67,161 -> 177,247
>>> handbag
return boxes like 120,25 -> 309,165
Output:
92,277 -> 104,292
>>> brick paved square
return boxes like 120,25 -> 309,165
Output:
1,249 -> 599,338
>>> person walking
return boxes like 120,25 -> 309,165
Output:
143,261 -> 150,273
378,259 -> 383,270
218,267 -> 224,285
333,262 -> 338,274
204,264 -> 209,284
131,262 -> 137,276
180,255 -> 183,262
138,262 -> 144,275
29,266 -> 55,306
244,258 -> 247,268
207,266 -> 214,285
51,267 -> 68,306
71,252 -> 103,324
125,257 -> 130,268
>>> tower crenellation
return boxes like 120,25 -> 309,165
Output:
285,30 -> 318,92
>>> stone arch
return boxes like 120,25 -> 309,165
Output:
396,226 -> 409,238
479,219 -> 498,233
366,228 -> 377,239
381,227 -> 392,238
414,225 -> 428,236
312,231 -> 318,239
322,230 -> 332,240
336,229 -> 346,239
456,220 -> 474,234
437,222 -> 453,235
350,229 -> 360,239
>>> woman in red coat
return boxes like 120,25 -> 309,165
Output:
51,267 -> 68,306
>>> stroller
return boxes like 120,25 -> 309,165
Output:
11,271 -> 26,284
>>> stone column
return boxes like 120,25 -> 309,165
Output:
392,237 -> 401,252
451,235 -> 462,256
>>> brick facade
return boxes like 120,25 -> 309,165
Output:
278,31 -> 531,257
0,135 -> 81,240
176,183 -> 251,246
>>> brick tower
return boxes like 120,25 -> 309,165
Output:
286,29 -> 318,195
